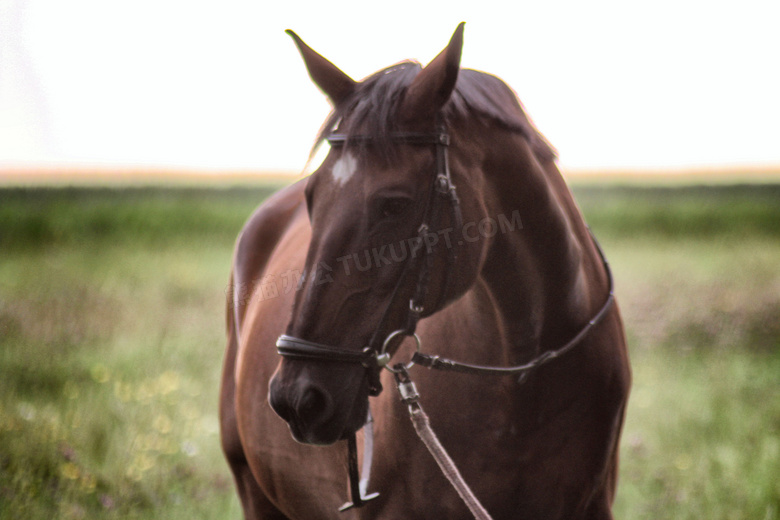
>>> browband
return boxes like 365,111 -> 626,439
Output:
327,132 -> 450,147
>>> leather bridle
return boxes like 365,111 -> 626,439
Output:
276,116 -> 463,396
275,116 -> 615,384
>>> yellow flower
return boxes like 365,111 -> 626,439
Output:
113,381 -> 132,402
126,466 -> 143,482
61,462 -> 80,480
90,364 -> 110,384
153,414 -> 172,434
674,453 -> 693,470
156,371 -> 180,395
134,382 -> 154,402
80,474 -> 97,492
133,453 -> 155,472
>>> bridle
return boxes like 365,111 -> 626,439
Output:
274,116 -> 615,513
276,115 -> 463,396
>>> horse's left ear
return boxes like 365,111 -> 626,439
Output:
400,22 -> 465,123
286,29 -> 356,106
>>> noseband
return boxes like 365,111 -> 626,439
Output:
277,116 -> 463,396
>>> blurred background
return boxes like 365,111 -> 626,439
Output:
2,0 -> 780,174
1,1 -> 778,519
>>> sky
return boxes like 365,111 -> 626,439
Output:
1,0 -> 779,174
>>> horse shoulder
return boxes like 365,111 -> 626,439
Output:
225,178 -> 309,389
221,180 -> 307,450
220,179 -> 311,519
233,179 -> 309,302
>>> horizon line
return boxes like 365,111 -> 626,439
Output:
1,163 -> 780,187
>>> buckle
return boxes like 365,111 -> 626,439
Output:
435,174 -> 451,194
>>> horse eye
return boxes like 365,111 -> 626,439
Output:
379,198 -> 411,220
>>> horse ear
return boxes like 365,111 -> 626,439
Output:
286,30 -> 356,106
400,22 -> 465,123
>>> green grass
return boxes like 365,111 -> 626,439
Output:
0,186 -> 283,251
571,183 -> 780,239
603,236 -> 780,519
1,182 -> 779,519
0,241 -> 242,519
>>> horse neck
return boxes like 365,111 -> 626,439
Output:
478,131 -> 604,358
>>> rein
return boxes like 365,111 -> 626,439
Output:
274,119 -> 615,516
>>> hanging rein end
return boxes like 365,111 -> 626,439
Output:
338,431 -> 380,512
339,493 -> 380,513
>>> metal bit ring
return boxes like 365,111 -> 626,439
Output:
379,330 -> 421,373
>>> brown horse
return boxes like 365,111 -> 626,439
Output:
220,23 -> 630,519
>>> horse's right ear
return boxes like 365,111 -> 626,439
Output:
286,30 -> 356,106
399,22 -> 465,123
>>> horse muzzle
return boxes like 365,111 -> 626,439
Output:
268,361 -> 369,446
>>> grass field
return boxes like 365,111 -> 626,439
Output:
1,180 -> 778,519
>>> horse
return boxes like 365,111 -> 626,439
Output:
219,23 -> 631,519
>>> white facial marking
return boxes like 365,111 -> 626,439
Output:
331,152 -> 357,186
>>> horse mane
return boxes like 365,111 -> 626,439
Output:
314,62 -> 557,162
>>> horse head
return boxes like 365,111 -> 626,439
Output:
268,24 -> 491,445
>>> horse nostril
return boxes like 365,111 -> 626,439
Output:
269,378 -> 334,429
297,386 -> 332,423
269,383 -> 294,423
